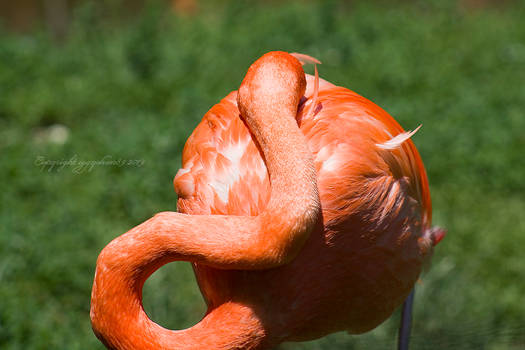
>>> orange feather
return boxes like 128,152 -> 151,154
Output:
91,51 -> 443,349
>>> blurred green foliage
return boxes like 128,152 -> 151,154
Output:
1,0 -> 524,349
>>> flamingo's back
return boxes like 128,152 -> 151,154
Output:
174,74 -> 434,342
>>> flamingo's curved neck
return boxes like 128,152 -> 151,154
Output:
92,268 -> 268,349
90,51 -> 319,349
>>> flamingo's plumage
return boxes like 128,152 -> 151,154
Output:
91,52 -> 442,350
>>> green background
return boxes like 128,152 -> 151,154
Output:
1,0 -> 524,348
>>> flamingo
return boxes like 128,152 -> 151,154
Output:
90,51 -> 444,349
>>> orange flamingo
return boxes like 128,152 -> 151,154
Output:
90,51 -> 444,349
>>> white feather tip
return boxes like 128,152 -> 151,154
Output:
376,125 -> 422,150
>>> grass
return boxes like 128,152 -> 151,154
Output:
1,0 -> 524,348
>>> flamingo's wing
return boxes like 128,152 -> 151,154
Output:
298,83 -> 432,229
174,91 -> 270,216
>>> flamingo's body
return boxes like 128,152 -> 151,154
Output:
91,52 -> 443,349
